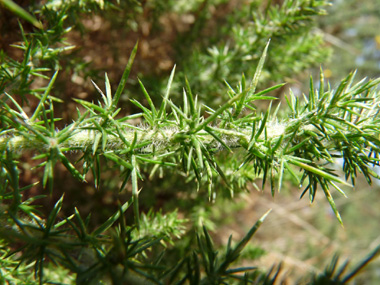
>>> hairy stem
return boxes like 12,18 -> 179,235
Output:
0,121 -> 288,153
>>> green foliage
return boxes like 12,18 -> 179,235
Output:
1,0 -> 42,28
1,0 -> 380,284
311,244 -> 380,284
176,0 -> 332,104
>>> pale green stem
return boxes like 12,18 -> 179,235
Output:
0,122 -> 288,153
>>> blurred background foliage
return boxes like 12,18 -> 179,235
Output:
1,0 -> 380,283
319,0 -> 380,81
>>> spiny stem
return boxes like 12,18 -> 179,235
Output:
0,122 -> 288,153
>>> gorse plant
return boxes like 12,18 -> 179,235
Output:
1,0 -> 380,284
177,0 -> 331,99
